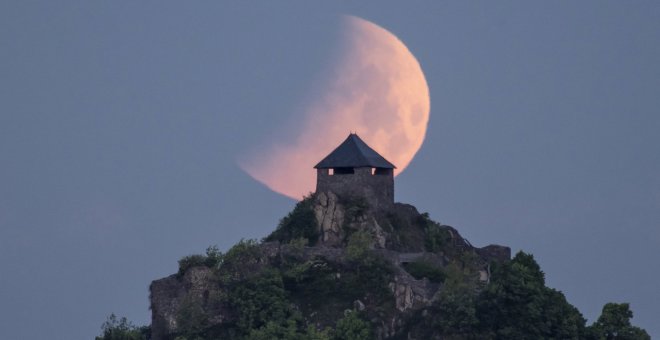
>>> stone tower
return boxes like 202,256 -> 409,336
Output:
314,133 -> 395,209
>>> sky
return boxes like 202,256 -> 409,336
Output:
1,1 -> 659,339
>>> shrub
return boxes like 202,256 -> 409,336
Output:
476,251 -> 587,339
334,310 -> 371,340
424,223 -> 450,253
204,245 -> 224,268
227,268 -> 295,335
346,230 -> 373,263
587,303 -> 650,340
177,245 -> 224,276
344,230 -> 395,304
95,314 -> 150,340
266,196 -> 319,245
247,319 -> 331,340
178,255 -> 207,276
340,196 -> 369,224
222,239 -> 259,265
219,239 -> 262,282
287,237 -> 309,257
175,293 -> 209,339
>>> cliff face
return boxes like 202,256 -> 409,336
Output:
150,193 -> 510,340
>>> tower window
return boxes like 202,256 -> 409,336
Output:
374,168 -> 392,176
333,167 -> 354,175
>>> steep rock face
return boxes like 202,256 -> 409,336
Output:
313,191 -> 344,246
312,192 -> 413,251
150,267 -> 217,339
150,194 -> 511,339
314,191 -> 390,249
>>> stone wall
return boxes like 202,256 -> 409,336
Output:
316,167 -> 393,210
475,244 -> 511,263
150,267 -> 216,340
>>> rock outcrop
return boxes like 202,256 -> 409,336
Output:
150,193 -> 510,339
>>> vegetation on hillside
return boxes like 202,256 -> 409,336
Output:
99,199 -> 650,339
95,314 -> 150,340
167,235 -> 389,339
405,251 -> 650,339
265,195 -> 319,246
101,247 -> 649,340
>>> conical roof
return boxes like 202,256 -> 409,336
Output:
314,134 -> 396,169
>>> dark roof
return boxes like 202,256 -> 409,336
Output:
314,134 -> 396,169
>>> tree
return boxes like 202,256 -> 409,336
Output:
96,314 -> 149,340
345,230 -> 373,263
334,310 -> 371,340
265,195 -> 319,245
587,303 -> 650,340
476,251 -> 586,339
430,264 -> 479,337
248,320 -> 331,340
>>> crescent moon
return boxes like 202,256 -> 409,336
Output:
240,16 -> 430,200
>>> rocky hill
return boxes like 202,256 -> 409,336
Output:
143,193 -> 648,340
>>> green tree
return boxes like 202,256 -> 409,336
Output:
95,314 -> 149,340
175,293 -> 209,339
422,214 -> 450,253
430,264 -> 478,337
248,319 -> 331,340
228,268 -> 292,335
587,303 -> 650,340
346,230 -> 373,263
334,310 -> 371,340
265,195 -> 319,245
177,245 -> 224,276
476,251 -> 586,339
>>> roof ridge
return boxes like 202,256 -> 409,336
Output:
314,134 -> 396,169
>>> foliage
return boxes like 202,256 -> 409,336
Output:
175,293 -> 210,339
178,255 -> 207,276
178,245 -> 224,276
403,260 -> 446,283
131,202 -> 653,340
223,239 -> 260,264
334,310 -> 371,340
227,268 -> 294,334
424,227 -> 447,253
341,195 -> 369,224
95,314 -> 150,340
346,230 -> 373,263
288,237 -> 309,251
586,303 -> 650,340
282,259 -> 321,284
204,245 -> 224,268
344,230 -> 394,303
219,239 -> 261,281
475,251 -> 587,339
222,266 -> 339,339
266,195 -> 319,245
247,320 -> 331,340
280,248 -> 394,322
430,269 -> 479,337
421,213 -> 450,253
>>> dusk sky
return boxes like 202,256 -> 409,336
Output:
1,2 -> 659,339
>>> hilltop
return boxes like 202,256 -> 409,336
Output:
135,193 -> 647,340
96,133 -> 650,339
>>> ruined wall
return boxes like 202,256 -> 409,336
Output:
316,167 -> 393,209
150,267 -> 216,340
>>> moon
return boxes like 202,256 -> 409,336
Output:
240,16 -> 430,200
